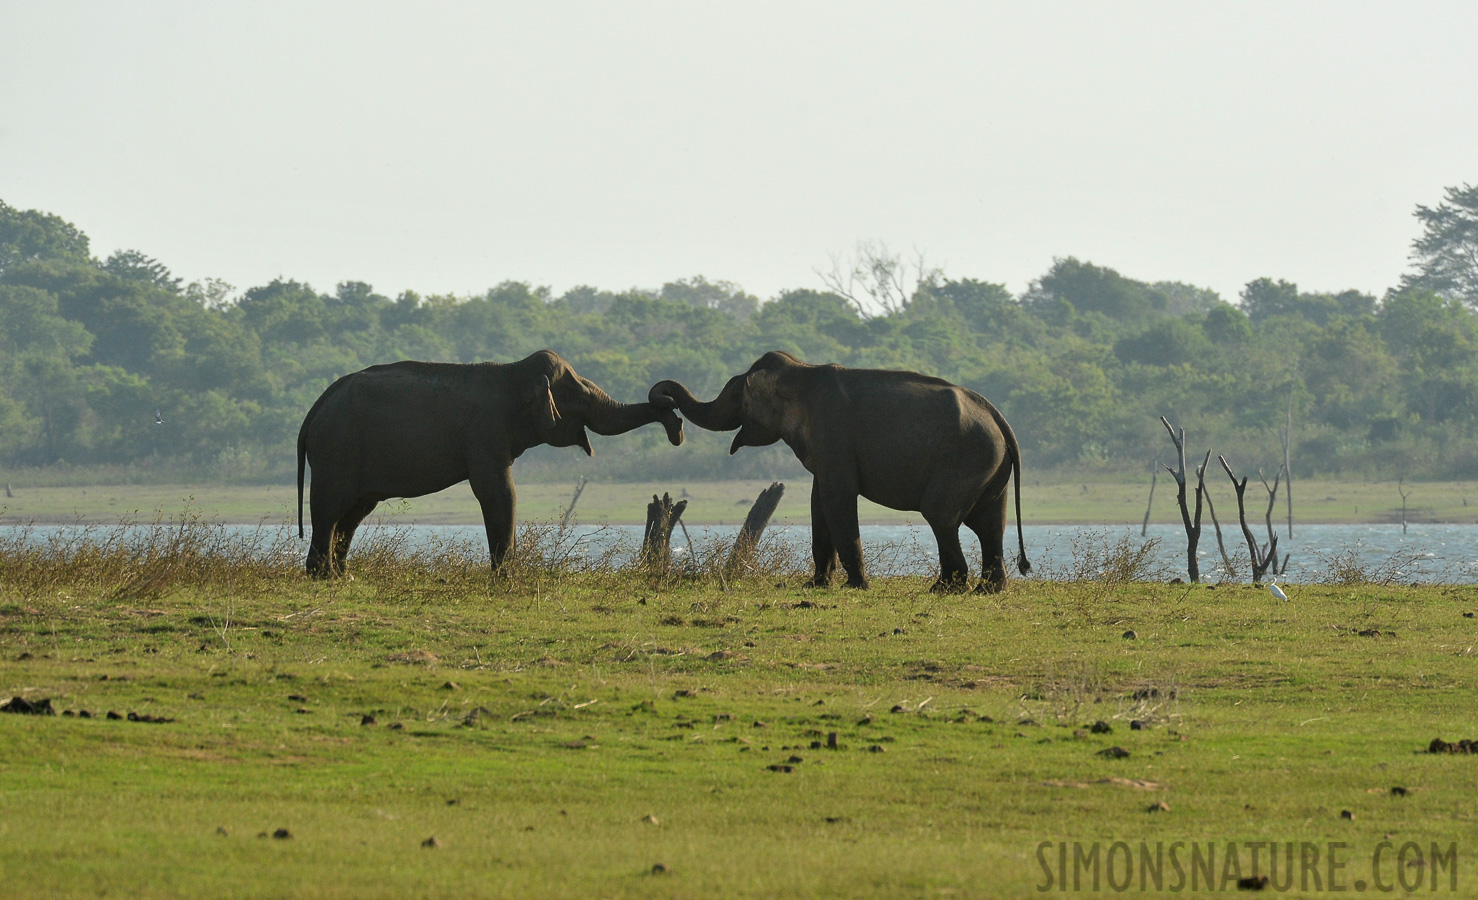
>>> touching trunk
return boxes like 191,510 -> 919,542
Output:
582,391 -> 685,445
648,375 -> 744,432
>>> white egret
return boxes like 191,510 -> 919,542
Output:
1268,577 -> 1288,602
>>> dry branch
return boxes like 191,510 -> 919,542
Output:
559,476 -> 588,531
1198,458 -> 1235,577
1140,463 -> 1158,537
1258,468 -> 1284,570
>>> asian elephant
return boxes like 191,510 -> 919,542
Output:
649,351 -> 1028,592
297,349 -> 684,577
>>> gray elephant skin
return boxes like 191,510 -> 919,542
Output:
297,349 -> 684,577
649,351 -> 1028,592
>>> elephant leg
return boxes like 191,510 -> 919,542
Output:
965,489 -> 1010,593
815,479 -> 866,589
330,497 -> 379,576
306,528 -> 334,579
306,476 -> 347,578
808,480 -> 838,587
469,464 -> 517,570
928,519 -> 970,593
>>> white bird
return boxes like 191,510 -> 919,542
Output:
1268,577 -> 1288,602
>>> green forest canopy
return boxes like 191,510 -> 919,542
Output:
3,185 -> 1478,484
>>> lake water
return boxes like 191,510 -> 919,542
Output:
3,520 -> 1475,584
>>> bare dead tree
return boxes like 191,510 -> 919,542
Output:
1398,477 -> 1410,535
1140,461 -> 1158,537
1257,467 -> 1288,573
559,476 -> 588,531
726,482 -> 786,575
1159,417 -> 1209,582
1198,457 -> 1236,577
816,240 -> 943,319
1219,456 -> 1279,583
1282,382 -> 1295,538
641,492 -> 688,569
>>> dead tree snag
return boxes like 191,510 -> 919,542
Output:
1219,457 -> 1280,583
1159,416 -> 1208,583
641,492 -> 688,569
726,482 -> 785,575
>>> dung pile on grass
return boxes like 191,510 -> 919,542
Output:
1428,738 -> 1478,754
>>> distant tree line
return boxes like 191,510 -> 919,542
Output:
2,184 -> 1477,484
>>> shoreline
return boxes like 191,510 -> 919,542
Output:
1,514 -> 1467,528
2,479 -> 1475,529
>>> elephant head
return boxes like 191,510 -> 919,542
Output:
522,350 -> 684,454
648,351 -> 802,454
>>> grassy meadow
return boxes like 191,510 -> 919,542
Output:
1,519 -> 1477,898
3,477 -> 1478,525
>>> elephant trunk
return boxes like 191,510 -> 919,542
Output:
581,387 -> 685,446
648,375 -> 744,432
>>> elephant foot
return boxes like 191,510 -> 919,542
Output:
929,576 -> 969,594
306,556 -> 352,580
807,575 -> 833,589
844,576 -> 869,590
974,578 -> 1005,594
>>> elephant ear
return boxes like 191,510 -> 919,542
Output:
526,374 -> 561,435
730,370 -> 786,454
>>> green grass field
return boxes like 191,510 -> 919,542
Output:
2,525 -> 1476,898
3,477 -> 1476,525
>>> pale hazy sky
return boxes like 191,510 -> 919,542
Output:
2,2 -> 1475,307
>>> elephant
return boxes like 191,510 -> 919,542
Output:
649,351 -> 1028,592
297,349 -> 684,577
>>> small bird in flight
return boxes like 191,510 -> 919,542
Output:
154,407 -> 165,426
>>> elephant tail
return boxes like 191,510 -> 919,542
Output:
1012,460 -> 1030,576
987,400 -> 1030,575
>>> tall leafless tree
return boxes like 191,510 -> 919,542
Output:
1219,457 -> 1281,583
1159,416 -> 1209,583
1282,381 -> 1295,538
817,240 -> 942,319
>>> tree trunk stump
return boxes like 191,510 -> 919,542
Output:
726,482 -> 785,575
641,492 -> 688,569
